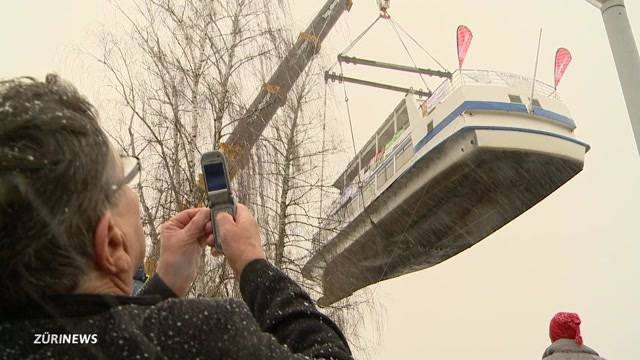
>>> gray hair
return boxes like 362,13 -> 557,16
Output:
0,75 -> 116,308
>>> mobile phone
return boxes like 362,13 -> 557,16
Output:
201,150 -> 236,254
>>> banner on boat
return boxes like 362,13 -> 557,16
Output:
554,48 -> 572,89
421,80 -> 451,116
457,25 -> 473,69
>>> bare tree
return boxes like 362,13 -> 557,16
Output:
97,0 -> 283,297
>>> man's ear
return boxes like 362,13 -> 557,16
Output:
93,211 -> 125,274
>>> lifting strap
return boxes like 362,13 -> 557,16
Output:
339,15 -> 382,57
335,11 -> 450,95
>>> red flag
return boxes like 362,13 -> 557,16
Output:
457,25 -> 473,69
554,48 -> 572,89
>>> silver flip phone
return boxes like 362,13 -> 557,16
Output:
201,150 -> 236,254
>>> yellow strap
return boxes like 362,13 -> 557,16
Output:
263,83 -> 288,104
219,143 -> 243,162
264,83 -> 281,94
299,32 -> 320,47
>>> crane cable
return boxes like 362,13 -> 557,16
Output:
391,17 -> 449,72
318,84 -> 328,237
341,15 -> 382,56
338,62 -> 384,235
328,15 -> 383,74
388,16 -> 432,92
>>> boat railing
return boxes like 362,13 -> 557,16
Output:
316,135 -> 414,245
424,69 -> 560,115
458,69 -> 557,96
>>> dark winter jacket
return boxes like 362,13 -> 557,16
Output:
543,339 -> 606,360
0,259 -> 352,359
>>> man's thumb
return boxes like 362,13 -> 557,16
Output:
215,211 -> 234,229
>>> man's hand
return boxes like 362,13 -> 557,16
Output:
209,203 -> 266,279
156,208 -> 212,297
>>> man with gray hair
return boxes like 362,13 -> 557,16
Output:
0,75 -> 352,359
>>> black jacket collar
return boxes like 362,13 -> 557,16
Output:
0,293 -> 163,322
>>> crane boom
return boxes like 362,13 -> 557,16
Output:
225,0 -> 353,179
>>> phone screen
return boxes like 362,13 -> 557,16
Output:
204,163 -> 228,191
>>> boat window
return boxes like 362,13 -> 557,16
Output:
361,142 -> 376,174
396,105 -> 410,133
378,121 -> 395,151
531,98 -> 541,107
373,146 -> 385,167
395,142 -> 414,171
376,173 -> 385,190
427,121 -> 434,132
508,94 -> 523,104
377,164 -> 388,190
385,160 -> 395,181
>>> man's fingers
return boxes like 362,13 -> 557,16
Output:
234,203 -> 257,229
183,208 -> 210,237
170,208 -> 205,228
210,247 -> 221,257
234,203 -> 249,221
207,235 -> 222,256
206,234 -> 214,247
215,211 -> 235,227
215,212 -> 232,245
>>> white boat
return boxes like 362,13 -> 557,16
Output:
302,69 -> 590,306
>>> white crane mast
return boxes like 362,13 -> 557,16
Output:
585,0 -> 640,155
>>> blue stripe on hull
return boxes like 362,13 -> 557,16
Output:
415,101 -> 578,153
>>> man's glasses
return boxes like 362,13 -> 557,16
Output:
111,155 -> 141,192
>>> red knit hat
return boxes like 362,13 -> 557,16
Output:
549,312 -> 583,345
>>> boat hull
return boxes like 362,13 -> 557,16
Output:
304,126 -> 587,307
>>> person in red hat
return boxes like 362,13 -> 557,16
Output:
542,312 -> 606,359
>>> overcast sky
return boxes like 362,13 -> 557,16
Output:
1,1 -> 639,359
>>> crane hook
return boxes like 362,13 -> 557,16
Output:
377,0 -> 390,18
